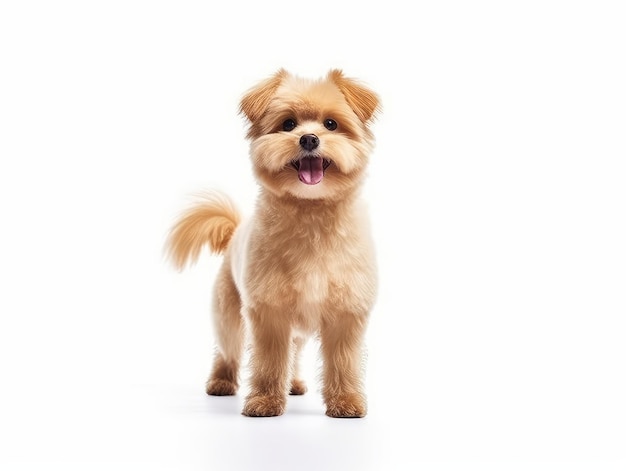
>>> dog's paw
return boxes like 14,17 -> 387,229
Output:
206,378 -> 238,396
289,379 -> 308,395
325,393 -> 367,418
242,395 -> 286,417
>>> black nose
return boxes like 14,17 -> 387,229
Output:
299,134 -> 319,151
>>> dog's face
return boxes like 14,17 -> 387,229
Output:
240,69 -> 379,200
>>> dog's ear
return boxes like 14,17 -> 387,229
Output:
240,69 -> 288,122
328,69 -> 380,122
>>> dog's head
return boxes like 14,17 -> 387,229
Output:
240,69 -> 380,200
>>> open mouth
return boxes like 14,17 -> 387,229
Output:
291,156 -> 332,185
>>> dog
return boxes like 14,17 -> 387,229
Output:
167,69 -> 380,417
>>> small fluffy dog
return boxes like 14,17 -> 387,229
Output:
167,69 -> 380,417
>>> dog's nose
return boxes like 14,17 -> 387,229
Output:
299,134 -> 319,151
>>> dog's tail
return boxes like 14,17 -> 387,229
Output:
166,191 -> 241,270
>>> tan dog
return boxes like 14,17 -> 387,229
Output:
167,69 -> 380,417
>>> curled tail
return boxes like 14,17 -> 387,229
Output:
166,191 -> 241,270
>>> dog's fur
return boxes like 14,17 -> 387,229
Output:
167,69 -> 380,417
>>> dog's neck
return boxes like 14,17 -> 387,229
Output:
256,189 -> 361,226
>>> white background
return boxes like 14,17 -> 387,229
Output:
1,1 -> 625,470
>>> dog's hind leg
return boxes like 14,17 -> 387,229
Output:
206,259 -> 244,396
289,336 -> 308,395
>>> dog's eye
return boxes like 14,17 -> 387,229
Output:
282,119 -> 297,132
323,119 -> 338,131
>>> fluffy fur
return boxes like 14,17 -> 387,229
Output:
167,69 -> 380,417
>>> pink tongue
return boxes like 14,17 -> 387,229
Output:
298,157 -> 324,185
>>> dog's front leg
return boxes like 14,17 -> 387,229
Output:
242,303 -> 291,417
320,309 -> 368,418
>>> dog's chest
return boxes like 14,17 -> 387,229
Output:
288,252 -> 338,304
233,210 -> 374,312
246,226 -> 358,302
270,227 -> 345,296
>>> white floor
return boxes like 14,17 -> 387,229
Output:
4,371 -> 625,471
